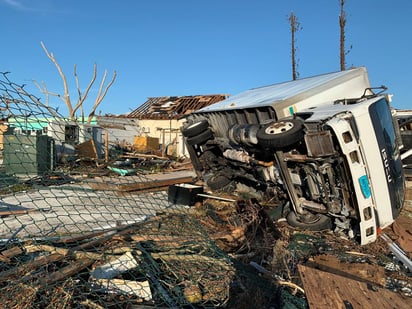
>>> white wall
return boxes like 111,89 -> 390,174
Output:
137,119 -> 188,158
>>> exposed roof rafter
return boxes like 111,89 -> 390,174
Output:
127,94 -> 228,119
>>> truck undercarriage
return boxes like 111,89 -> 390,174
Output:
182,111 -> 363,241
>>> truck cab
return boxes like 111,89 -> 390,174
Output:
181,67 -> 405,245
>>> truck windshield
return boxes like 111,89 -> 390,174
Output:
369,98 -> 405,217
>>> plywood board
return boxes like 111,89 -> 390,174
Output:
298,264 -> 410,309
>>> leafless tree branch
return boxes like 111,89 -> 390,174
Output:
87,70 -> 117,123
32,80 -> 63,107
73,63 -> 97,118
41,41 -> 74,119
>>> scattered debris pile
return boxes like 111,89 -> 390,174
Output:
191,194 -> 412,308
0,179 -> 411,308
0,213 -> 236,308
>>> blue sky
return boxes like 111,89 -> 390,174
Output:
1,0 -> 411,116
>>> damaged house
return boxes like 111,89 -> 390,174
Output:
0,94 -> 227,176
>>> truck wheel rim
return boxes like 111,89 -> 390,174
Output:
264,121 -> 294,135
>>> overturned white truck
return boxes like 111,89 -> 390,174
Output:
182,67 -> 405,245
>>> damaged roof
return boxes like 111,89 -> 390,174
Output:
127,94 -> 228,120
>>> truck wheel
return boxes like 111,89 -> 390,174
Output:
186,129 -> 214,145
256,118 -> 304,149
286,211 -> 332,231
182,120 -> 209,137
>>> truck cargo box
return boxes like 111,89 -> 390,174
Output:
198,67 -> 371,119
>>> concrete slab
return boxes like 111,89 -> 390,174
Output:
0,170 -> 196,240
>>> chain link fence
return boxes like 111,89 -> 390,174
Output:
0,73 -> 289,308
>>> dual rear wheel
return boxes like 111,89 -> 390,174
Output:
182,120 -> 214,146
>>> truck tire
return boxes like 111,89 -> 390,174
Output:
186,129 -> 214,145
256,118 -> 304,149
182,120 -> 209,138
286,211 -> 332,231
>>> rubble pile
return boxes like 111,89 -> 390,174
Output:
0,213 -> 235,308
0,168 -> 410,308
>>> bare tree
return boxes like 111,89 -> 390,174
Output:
289,12 -> 301,80
40,41 -> 117,123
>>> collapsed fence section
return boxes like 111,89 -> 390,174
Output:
0,72 -> 282,308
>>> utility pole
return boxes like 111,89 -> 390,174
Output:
289,12 -> 300,80
339,0 -> 347,71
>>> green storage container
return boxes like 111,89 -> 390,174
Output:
3,135 -> 54,176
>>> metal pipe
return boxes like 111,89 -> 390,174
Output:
381,233 -> 412,272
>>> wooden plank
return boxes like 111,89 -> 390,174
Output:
0,253 -> 65,282
38,257 -> 95,287
0,208 -> 42,217
309,254 -> 386,287
405,181 -> 412,202
118,176 -> 194,192
298,264 -> 410,309
0,246 -> 24,259
89,176 -> 194,192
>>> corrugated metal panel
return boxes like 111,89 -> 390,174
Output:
198,67 -> 369,114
